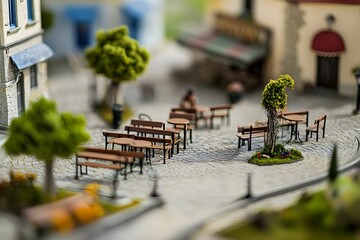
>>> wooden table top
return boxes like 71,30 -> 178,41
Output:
282,114 -> 305,122
167,118 -> 190,125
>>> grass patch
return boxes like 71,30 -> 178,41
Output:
249,144 -> 303,166
249,157 -> 303,165
217,176 -> 360,239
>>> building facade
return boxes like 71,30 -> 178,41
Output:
207,0 -> 360,96
43,0 -> 164,57
0,0 -> 53,126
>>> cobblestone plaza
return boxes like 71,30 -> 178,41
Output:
1,44 -> 359,240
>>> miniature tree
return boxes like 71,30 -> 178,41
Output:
261,74 -> 295,154
3,98 -> 90,196
85,26 -> 150,107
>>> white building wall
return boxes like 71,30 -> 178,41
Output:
0,0 -> 50,125
1,0 -> 42,46
255,0 -> 287,81
298,4 -> 360,96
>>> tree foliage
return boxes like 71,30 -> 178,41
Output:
85,26 -> 150,83
261,74 -> 295,111
261,74 -> 295,153
4,98 -> 90,161
3,98 -> 90,195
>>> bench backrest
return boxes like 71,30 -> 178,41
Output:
102,131 -> 135,148
209,104 -> 232,111
169,112 -> 195,122
315,114 -> 327,129
134,135 -> 172,145
103,131 -> 135,139
239,125 -> 267,134
131,119 -> 165,129
82,147 -> 145,158
125,125 -> 174,138
171,107 -> 197,115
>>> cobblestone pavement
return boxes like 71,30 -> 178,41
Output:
0,43 -> 359,240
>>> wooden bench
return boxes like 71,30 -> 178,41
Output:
171,107 -> 211,128
209,104 -> 232,129
75,147 -> 145,180
23,193 -> 93,229
124,126 -> 179,163
306,114 -> 327,142
237,125 -> 267,151
102,131 -> 172,164
168,112 -> 195,143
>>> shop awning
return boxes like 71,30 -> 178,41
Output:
10,43 -> 53,70
311,30 -> 345,56
177,32 -> 267,68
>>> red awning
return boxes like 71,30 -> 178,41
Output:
311,30 -> 345,56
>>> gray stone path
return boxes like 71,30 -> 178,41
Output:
0,43 -> 359,240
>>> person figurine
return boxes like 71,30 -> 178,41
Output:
226,81 -> 244,104
180,88 -> 197,108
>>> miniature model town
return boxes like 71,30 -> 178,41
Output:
0,0 -> 360,240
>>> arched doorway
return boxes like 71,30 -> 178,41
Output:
311,30 -> 345,91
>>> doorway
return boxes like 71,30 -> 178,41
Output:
316,56 -> 339,90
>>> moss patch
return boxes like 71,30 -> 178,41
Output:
95,103 -> 134,127
248,144 -> 303,166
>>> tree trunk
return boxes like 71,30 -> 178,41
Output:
265,108 -> 279,154
103,81 -> 123,107
44,160 -> 55,196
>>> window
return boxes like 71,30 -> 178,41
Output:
30,65 -> 37,88
17,74 -> 25,114
27,0 -> 34,21
8,0 -> 17,29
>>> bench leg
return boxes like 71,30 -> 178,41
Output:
163,148 -> 166,164
190,130 -> 193,143
248,139 -> 251,151
323,128 -> 325,138
75,156 -> 79,180
140,158 -> 144,174
306,130 -> 309,142
316,132 -> 319,142
238,138 -> 241,148
112,170 -> 119,199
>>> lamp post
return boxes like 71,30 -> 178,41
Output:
353,69 -> 360,114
